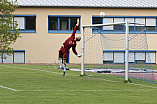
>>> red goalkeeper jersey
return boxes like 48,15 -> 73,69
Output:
63,25 -> 78,55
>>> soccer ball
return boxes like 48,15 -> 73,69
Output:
100,12 -> 105,17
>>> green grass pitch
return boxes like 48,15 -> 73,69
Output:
0,64 -> 157,104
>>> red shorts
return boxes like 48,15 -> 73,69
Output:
59,46 -> 69,60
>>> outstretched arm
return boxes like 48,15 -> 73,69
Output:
76,18 -> 79,26
71,18 -> 79,37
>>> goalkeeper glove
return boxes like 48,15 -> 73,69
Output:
77,54 -> 82,58
76,18 -> 79,26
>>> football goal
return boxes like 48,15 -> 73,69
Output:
81,22 -> 156,83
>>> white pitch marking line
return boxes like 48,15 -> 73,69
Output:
103,79 -> 117,82
1,72 -> 35,73
1,65 -> 59,74
86,77 -> 157,89
13,89 -> 155,92
30,69 -> 39,70
14,90 -> 120,92
22,68 -> 30,69
0,85 -> 17,91
5,66 -> 17,68
85,77 -> 118,83
129,83 -> 157,89
0,85 -> 155,92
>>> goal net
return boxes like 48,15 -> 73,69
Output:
81,22 -> 156,83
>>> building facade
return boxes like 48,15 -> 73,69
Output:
1,0 -> 157,64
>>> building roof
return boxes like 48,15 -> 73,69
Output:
17,0 -> 157,8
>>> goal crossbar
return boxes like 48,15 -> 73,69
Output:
82,22 -> 145,28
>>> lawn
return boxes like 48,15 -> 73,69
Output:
0,64 -> 157,104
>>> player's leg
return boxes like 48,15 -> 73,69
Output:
62,59 -> 66,76
58,47 -> 64,72
62,52 -> 68,76
58,58 -> 63,72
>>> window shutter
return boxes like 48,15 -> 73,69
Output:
135,52 -> 145,60
146,18 -> 156,26
125,18 -> 134,26
146,52 -> 156,63
103,52 -> 113,61
3,53 -> 13,63
14,17 -> 25,29
103,18 -> 113,30
129,52 -> 134,62
114,52 -> 124,63
14,52 -> 25,63
114,18 -> 124,23
135,18 -> 145,26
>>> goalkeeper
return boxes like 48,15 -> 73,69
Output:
58,18 -> 81,76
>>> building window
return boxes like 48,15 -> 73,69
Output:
114,18 -> 124,31
125,18 -> 134,31
92,16 -> 157,33
146,18 -> 156,31
103,18 -> 113,30
135,18 -> 145,31
26,16 -> 36,30
70,17 -> 78,30
49,17 -> 58,30
48,16 -> 80,33
92,17 -> 102,30
0,50 -> 25,63
60,17 -> 69,30
103,50 -> 156,64
14,15 -> 36,33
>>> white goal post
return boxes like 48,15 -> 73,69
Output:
81,22 -> 133,82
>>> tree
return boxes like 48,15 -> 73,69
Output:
0,0 -> 20,59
